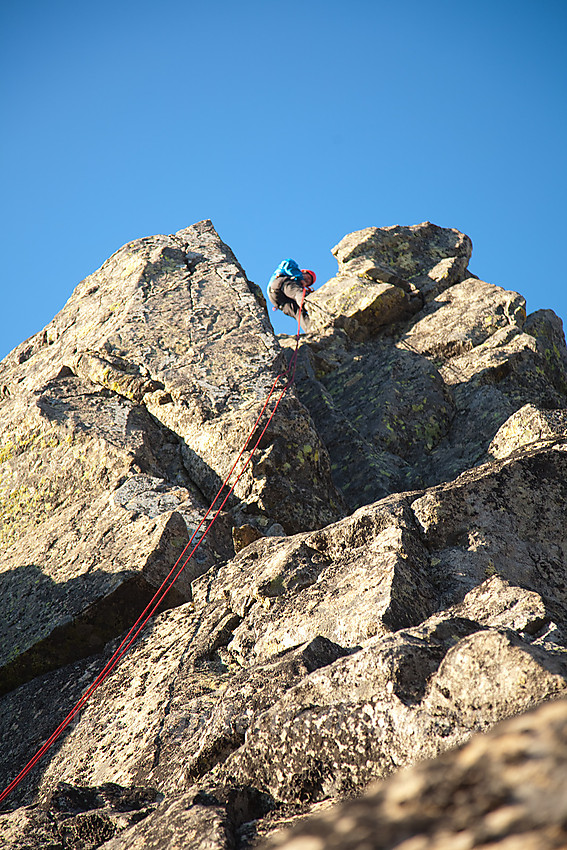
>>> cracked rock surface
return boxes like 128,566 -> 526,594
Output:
0,220 -> 342,698
1,220 -> 567,849
262,698 -> 567,850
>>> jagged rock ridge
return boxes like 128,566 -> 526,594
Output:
0,220 -> 343,696
0,220 -> 566,849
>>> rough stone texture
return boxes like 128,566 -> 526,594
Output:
0,220 -> 343,697
0,783 -> 162,850
99,789 -> 234,849
410,445 -> 567,617
261,698 -> 567,850
212,618 -> 567,805
4,443 -> 567,828
192,498 -> 438,663
307,277 -> 417,341
487,402 -> 567,459
1,220 -> 567,850
0,220 -> 343,532
331,222 -> 472,298
0,596 -> 347,811
306,222 -> 473,340
0,372 -> 209,696
286,226 -> 567,510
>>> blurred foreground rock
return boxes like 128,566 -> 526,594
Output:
262,697 -> 567,850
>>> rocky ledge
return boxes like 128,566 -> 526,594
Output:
0,220 -> 566,849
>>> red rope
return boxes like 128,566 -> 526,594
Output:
0,287 -> 308,807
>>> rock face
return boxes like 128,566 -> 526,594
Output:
1,220 -> 567,849
296,222 -> 566,509
263,698 -> 567,850
0,220 -> 343,697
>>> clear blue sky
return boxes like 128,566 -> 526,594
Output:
1,0 -> 566,357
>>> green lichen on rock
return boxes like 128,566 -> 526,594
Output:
1,221 -> 567,848
0,479 -> 58,549
288,228 -> 567,507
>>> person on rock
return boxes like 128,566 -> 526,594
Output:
267,259 -> 316,333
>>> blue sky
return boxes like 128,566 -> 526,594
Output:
1,0 -> 566,357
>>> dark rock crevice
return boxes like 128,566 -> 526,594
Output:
0,571 -> 186,699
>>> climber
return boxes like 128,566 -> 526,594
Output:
267,259 -> 316,333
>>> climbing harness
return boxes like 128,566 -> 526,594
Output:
0,287 -> 308,807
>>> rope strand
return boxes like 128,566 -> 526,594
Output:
0,287 -> 307,807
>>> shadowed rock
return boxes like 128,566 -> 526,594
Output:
0,221 -> 345,699
1,220 -> 567,850
285,227 -> 567,510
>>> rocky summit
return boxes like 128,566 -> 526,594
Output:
0,220 -> 566,849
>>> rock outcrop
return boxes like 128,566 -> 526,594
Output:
0,221 -> 343,697
263,698 -> 567,850
1,220 -> 566,849
293,223 -> 566,510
